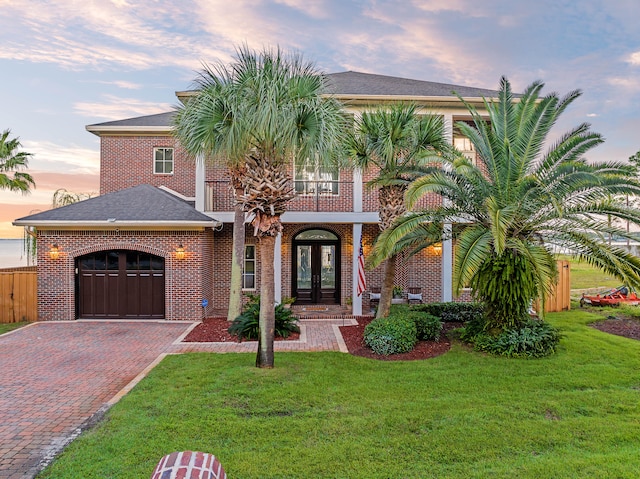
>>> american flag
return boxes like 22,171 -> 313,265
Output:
356,234 -> 367,296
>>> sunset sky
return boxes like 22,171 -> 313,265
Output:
1,0 -> 640,237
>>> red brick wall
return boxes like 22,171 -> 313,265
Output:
36,229 -> 213,321
100,135 -> 195,196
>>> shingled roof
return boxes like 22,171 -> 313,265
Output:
13,185 -> 219,228
324,71 -> 500,98
87,71 -> 501,132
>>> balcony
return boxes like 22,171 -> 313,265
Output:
205,180 -> 370,213
203,180 -> 438,215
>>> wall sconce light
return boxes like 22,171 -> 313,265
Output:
432,243 -> 442,255
176,243 -> 185,260
49,244 -> 60,260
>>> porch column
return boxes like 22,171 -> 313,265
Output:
352,223 -> 363,316
195,153 -> 205,212
353,167 -> 363,213
274,232 -> 282,304
442,114 -> 454,302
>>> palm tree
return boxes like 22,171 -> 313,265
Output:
347,103 -> 447,318
0,129 -> 35,193
174,45 -> 347,367
370,77 -> 640,331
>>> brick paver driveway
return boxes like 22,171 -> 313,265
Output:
0,321 -> 193,479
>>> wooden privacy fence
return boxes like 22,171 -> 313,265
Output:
537,260 -> 571,313
0,266 -> 37,323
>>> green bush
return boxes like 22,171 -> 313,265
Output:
411,302 -> 484,322
406,311 -> 442,341
461,319 -> 561,358
228,294 -> 300,341
364,316 -> 417,355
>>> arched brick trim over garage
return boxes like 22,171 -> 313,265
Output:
35,230 -> 214,321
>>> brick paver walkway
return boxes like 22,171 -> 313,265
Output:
0,317 -> 353,478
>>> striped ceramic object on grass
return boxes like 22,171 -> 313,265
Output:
151,451 -> 226,479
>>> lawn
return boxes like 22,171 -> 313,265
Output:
38,310 -> 640,479
0,321 -> 29,335
558,254 -> 621,292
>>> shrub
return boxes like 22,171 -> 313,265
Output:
364,316 -> 417,355
461,319 -> 561,358
228,295 -> 300,341
405,311 -> 442,341
411,302 -> 484,323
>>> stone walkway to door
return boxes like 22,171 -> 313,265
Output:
0,318 -> 351,478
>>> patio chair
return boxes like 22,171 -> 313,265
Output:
407,287 -> 423,304
369,287 -> 381,306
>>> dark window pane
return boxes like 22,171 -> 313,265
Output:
138,254 -> 151,270
107,251 -> 119,270
151,256 -> 164,271
126,252 -> 138,270
80,257 -> 94,270
94,254 -> 106,270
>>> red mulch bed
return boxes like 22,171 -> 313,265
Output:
591,318 -> 640,341
339,317 -> 462,361
183,317 -> 300,342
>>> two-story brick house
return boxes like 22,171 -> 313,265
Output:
14,71 -> 494,321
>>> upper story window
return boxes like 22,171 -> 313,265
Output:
294,162 -> 339,195
154,147 -> 174,174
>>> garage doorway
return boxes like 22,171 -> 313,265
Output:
76,250 -> 165,319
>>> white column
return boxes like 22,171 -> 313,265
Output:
195,153 -> 205,212
352,223 -> 363,316
442,114 -> 454,301
442,224 -> 453,302
274,232 -> 282,304
353,167 -> 363,213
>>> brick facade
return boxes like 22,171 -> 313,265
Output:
100,136 -> 195,197
36,229 -> 214,321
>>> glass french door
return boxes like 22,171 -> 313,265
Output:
293,242 -> 339,304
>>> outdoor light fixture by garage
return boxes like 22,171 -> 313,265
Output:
176,244 -> 185,260
432,243 -> 442,255
49,244 -> 60,260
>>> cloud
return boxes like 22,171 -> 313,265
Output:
607,77 -> 640,92
626,51 -> 640,65
274,0 -> 330,19
20,141 -> 100,174
74,95 -> 173,120
95,80 -> 143,89
0,0 -> 226,71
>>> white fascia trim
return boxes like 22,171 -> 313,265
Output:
85,125 -> 172,136
158,186 -> 195,202
202,211 -> 380,224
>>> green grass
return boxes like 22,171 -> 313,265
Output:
38,310 -> 640,479
558,254 -> 621,291
0,321 -> 29,335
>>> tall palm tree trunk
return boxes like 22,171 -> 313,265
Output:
228,168 -> 247,321
256,234 -> 276,368
228,195 -> 245,321
376,185 -> 406,318
377,254 -> 397,318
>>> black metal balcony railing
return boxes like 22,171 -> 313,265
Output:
203,180 -> 438,214
205,180 -> 361,213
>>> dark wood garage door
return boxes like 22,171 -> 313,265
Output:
77,250 -> 165,319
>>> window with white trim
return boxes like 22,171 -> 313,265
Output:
154,147 -> 174,174
242,245 -> 256,290
294,162 -> 339,195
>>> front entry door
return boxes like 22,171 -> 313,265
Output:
293,242 -> 339,304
